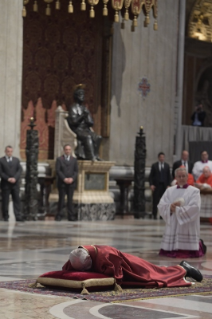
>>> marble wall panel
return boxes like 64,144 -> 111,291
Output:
0,0 -> 23,157
109,0 -> 179,167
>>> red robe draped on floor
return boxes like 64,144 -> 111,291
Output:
62,245 -> 190,288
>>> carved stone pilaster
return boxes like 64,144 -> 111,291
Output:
133,127 -> 146,218
24,120 -> 39,220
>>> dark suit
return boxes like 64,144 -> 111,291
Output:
149,162 -> 171,219
56,155 -> 78,220
172,160 -> 193,179
0,156 -> 22,221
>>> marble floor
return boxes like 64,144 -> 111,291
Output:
0,214 -> 211,319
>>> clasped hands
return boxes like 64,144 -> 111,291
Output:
8,177 -> 16,184
170,201 -> 181,213
64,178 -> 73,184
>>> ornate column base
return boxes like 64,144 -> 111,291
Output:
74,203 -> 115,220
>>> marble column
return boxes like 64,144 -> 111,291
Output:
0,0 -> 23,157
175,0 -> 186,160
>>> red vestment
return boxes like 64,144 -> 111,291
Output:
196,174 -> 212,187
62,245 -> 190,288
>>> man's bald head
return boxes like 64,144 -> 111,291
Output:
203,166 -> 211,178
181,150 -> 189,161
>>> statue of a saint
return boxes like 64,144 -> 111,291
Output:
67,85 -> 102,161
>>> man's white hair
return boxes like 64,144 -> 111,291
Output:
175,167 -> 188,177
69,248 -> 92,271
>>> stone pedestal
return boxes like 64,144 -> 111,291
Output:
49,160 -> 116,221
73,161 -> 115,220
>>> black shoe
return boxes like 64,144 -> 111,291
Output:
55,216 -> 62,221
180,260 -> 203,282
153,216 -> 157,220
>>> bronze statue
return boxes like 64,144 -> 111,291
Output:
67,85 -> 102,161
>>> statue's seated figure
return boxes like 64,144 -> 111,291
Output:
67,85 -> 102,161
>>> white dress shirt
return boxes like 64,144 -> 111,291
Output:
181,160 -> 188,172
192,160 -> 212,181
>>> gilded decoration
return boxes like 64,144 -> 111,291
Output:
188,0 -> 212,42
23,0 -> 159,27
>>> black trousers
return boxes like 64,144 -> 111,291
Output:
152,183 -> 166,218
2,186 -> 21,220
57,185 -> 76,219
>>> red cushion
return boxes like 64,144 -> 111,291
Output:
35,270 -> 116,293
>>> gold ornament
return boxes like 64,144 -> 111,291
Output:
111,0 -> 124,22
68,0 -> 74,13
87,1 -> 99,18
55,0 -> 61,10
124,9 -> 129,20
22,6 -> 26,17
44,0 -> 53,16
81,0 -> 86,11
46,5 -> 51,15
144,13 -> 150,26
103,0 -> 109,16
22,0 -> 29,17
133,15 -> 137,27
153,20 -> 158,31
124,0 -> 131,21
90,5 -> 95,18
33,0 -> 38,12
114,11 -> 119,22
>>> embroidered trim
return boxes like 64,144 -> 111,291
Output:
37,277 -> 115,289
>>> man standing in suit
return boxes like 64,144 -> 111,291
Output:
149,152 -> 171,219
55,144 -> 78,221
0,145 -> 23,222
172,150 -> 193,179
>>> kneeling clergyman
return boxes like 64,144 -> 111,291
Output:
63,245 -> 203,288
158,167 -> 206,258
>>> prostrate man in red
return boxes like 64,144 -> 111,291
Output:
62,245 -> 203,288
